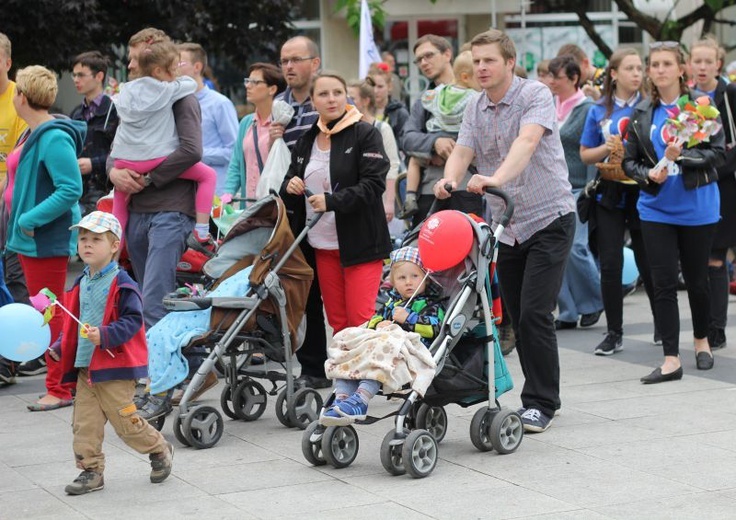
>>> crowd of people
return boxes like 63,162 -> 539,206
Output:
0,24 -> 734,494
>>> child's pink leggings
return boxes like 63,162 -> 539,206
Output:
112,158 -> 216,240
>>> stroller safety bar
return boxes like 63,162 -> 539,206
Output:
163,295 -> 261,312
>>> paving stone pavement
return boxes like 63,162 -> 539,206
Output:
2,278 -> 735,519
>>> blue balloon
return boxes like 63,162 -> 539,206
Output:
0,303 -> 51,362
622,247 -> 640,286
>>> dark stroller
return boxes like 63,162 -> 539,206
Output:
161,195 -> 323,449
301,188 -> 522,477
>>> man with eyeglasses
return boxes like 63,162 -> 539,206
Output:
401,34 -> 483,228
69,51 -> 120,216
176,43 -> 238,196
267,36 -> 332,389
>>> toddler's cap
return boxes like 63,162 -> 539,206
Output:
70,211 -> 123,240
390,246 -> 425,272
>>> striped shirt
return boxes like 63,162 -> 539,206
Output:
457,76 -> 575,245
276,88 -> 319,150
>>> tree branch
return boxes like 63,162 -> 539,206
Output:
573,6 -> 613,58
613,0 -> 663,37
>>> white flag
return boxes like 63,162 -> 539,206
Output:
359,0 -> 382,79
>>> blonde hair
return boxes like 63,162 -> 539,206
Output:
138,40 -> 179,78
470,30 -> 516,63
128,27 -> 169,47
16,65 -> 58,110
453,51 -> 474,79
0,32 -> 10,58
690,35 -> 725,73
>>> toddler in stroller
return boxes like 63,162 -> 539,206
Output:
303,188 -> 522,478
320,246 -> 445,427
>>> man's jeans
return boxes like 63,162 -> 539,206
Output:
497,212 -> 575,418
127,212 -> 194,329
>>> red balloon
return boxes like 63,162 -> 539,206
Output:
418,210 -> 474,271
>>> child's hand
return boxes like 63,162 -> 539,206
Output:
392,307 -> 410,324
376,320 -> 392,329
86,326 -> 101,346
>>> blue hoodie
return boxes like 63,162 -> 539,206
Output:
6,118 -> 86,257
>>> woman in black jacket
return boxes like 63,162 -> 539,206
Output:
622,42 -> 725,383
281,71 -> 391,334
689,37 -> 736,353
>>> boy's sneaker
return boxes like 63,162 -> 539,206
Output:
138,392 -> 173,421
319,393 -> 367,426
150,442 -> 174,483
594,331 -> 623,356
186,230 -> 217,258
519,408 -> 553,433
0,362 -> 16,386
65,470 -> 104,495
17,356 -> 47,376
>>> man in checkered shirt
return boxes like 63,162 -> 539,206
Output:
435,29 -> 575,434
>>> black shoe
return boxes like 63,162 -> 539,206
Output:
17,356 -> 47,376
498,324 -> 516,356
580,310 -> 603,328
594,331 -> 623,356
640,366 -> 683,384
295,374 -> 332,389
138,392 -> 173,420
0,361 -> 17,386
696,351 -> 714,370
708,328 -> 726,351
554,319 -> 577,330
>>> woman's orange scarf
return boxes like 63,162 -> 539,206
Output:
317,104 -> 363,137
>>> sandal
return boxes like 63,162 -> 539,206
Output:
27,399 -> 73,412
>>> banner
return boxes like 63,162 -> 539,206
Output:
359,0 -> 382,78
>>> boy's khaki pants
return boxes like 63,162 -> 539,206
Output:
72,369 -> 167,473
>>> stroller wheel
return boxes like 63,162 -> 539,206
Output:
220,384 -> 238,420
301,420 -> 327,466
489,408 -> 523,454
469,408 -> 497,452
275,389 -> 294,427
321,425 -> 359,469
415,404 -> 448,443
173,414 -> 191,447
402,429 -> 438,478
233,380 -> 268,421
287,388 -> 324,430
380,429 -> 407,476
182,405 -> 224,449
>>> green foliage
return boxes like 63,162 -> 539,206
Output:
3,0 -> 296,86
335,0 -> 387,37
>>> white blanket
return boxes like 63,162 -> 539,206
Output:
325,324 -> 437,396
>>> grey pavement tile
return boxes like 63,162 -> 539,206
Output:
639,456 -> 736,492
577,436 -> 736,471
0,462 -> 37,494
0,488 -> 85,520
593,491 -> 736,519
528,420 -> 662,450
77,495 -> 251,520
514,460 -> 698,508
569,393 -> 689,421
558,381 -> 644,405
683,430 -> 736,453
271,501 -> 436,520
513,510 -> 615,520
616,407 -> 736,437
219,480 -> 384,517
0,431 -> 72,467
175,458 -> 332,495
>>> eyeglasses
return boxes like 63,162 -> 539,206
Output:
71,72 -> 92,79
413,50 -> 439,65
650,41 -> 679,50
244,78 -> 268,87
279,56 -> 315,67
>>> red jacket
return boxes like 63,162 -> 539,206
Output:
59,270 -> 148,384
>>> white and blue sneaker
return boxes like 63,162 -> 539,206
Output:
519,408 -> 553,433
319,393 -> 368,427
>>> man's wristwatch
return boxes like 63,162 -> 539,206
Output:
142,174 -> 153,187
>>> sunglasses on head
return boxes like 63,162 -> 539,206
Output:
650,41 -> 679,50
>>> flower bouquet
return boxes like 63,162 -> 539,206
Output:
654,95 -> 722,175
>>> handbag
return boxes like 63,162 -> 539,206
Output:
576,178 -> 599,224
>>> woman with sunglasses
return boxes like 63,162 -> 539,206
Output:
224,63 -> 286,205
623,41 -> 726,382
580,48 -> 657,355
689,36 -> 736,354
282,71 -> 391,337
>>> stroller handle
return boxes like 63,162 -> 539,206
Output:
484,187 -> 514,228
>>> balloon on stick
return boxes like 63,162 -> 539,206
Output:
0,303 -> 51,362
